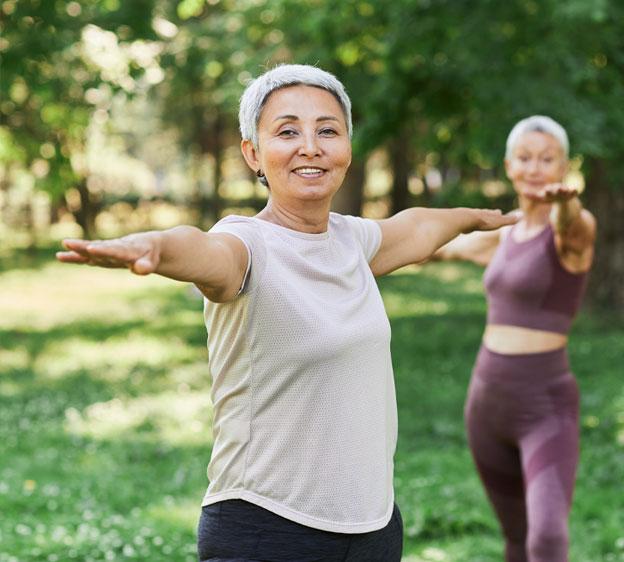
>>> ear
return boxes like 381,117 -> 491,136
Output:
504,158 -> 511,179
241,139 -> 260,173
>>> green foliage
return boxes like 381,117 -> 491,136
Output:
1,252 -> 623,560
4,0 -> 624,196
0,0 -> 158,200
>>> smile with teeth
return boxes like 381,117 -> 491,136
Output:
293,167 -> 325,177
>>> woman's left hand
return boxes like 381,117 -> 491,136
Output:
463,208 -> 519,233
526,183 -> 579,204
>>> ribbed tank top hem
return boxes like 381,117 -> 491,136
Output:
485,312 -> 571,334
200,489 -> 395,534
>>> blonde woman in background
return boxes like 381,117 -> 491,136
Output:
436,115 -> 596,562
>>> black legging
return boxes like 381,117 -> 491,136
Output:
465,345 -> 579,562
197,500 -> 403,562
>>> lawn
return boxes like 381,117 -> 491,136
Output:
1,247 -> 622,562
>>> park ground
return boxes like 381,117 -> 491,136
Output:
1,246 -> 623,561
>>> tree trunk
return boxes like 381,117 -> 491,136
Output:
73,179 -> 97,239
584,158 -> 624,313
210,113 -> 223,225
332,157 -> 365,216
0,169 -> 9,228
49,198 -> 61,225
390,133 -> 411,215
196,113 -> 223,228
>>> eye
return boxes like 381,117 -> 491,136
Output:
278,128 -> 297,137
319,127 -> 338,136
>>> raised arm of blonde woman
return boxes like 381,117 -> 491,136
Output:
529,183 -> 596,274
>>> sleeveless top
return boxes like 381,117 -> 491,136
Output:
201,213 -> 397,534
484,223 -> 588,334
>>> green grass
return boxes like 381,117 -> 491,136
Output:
1,250 -> 623,561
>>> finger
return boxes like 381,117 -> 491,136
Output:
520,188 -> 544,201
500,213 -> 520,225
62,238 -> 96,255
85,241 -> 138,263
91,256 -> 130,268
556,184 -> 575,195
474,210 -> 518,231
56,251 -> 90,264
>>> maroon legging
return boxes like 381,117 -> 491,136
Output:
465,346 -> 579,562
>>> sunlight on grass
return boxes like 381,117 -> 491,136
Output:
64,389 -> 213,446
383,293 -> 450,317
146,498 -> 201,530
0,261 -> 180,329
0,348 -> 29,372
34,335 -> 202,381
403,547 -> 449,561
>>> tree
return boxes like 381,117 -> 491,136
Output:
1,0 -> 158,237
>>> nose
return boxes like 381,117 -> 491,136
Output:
298,131 -> 321,157
527,158 -> 540,173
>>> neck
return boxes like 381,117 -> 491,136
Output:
518,197 -> 551,228
256,198 -> 332,233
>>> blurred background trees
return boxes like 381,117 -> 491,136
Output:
1,0 -> 623,310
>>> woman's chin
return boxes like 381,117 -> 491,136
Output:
293,182 -> 340,201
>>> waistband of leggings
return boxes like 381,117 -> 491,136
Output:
475,343 -> 570,379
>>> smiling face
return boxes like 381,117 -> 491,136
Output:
241,85 -> 352,205
505,131 -> 568,198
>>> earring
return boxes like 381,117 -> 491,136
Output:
256,169 -> 269,187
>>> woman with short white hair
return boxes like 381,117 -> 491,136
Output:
437,115 -> 596,562
57,64 -> 515,561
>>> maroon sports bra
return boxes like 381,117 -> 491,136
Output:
484,224 -> 588,335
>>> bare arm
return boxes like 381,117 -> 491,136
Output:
56,226 -> 249,302
533,184 -> 596,273
432,228 -> 505,266
370,207 -> 518,276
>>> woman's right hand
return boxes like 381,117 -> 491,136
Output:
56,232 -> 162,275
57,226 -> 250,302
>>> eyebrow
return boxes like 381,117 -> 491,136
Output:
273,114 -> 340,123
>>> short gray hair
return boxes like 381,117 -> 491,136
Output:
505,115 -> 569,160
239,64 -> 353,148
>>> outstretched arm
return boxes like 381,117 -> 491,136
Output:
370,207 -> 518,276
431,229 -> 503,267
56,226 -> 249,302
528,183 -> 596,273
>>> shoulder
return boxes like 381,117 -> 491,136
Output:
210,214 -> 257,231
498,223 -> 515,243
332,213 -> 382,262
210,215 -> 264,244
334,212 -> 380,231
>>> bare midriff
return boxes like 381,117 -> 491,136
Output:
483,324 -> 567,354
